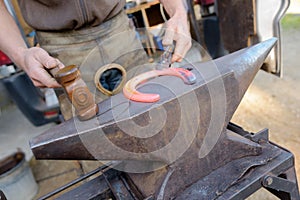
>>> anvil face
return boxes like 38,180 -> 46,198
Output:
30,39 -> 276,197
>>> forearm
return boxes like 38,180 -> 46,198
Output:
0,0 -> 27,69
159,0 -> 191,62
0,1 -> 64,87
159,0 -> 188,18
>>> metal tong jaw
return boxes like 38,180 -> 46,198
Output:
157,44 -> 174,70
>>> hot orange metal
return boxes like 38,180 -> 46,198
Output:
123,67 -> 196,103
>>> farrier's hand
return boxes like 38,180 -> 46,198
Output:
160,0 -> 192,63
0,2 -> 63,87
17,47 -> 64,88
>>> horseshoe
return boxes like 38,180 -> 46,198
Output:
123,68 -> 196,103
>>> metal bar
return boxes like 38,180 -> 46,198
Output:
272,0 -> 290,77
120,175 -> 140,200
55,173 -> 111,200
262,168 -> 300,200
245,128 -> 269,143
109,176 -> 136,200
214,143 -> 296,200
285,167 -> 300,200
37,161 -> 119,200
101,169 -> 117,199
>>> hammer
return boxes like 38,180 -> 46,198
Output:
48,65 -> 98,121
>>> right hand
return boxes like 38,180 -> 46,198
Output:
17,47 -> 64,88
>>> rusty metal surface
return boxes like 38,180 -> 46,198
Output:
176,141 -> 282,200
126,129 -> 262,199
216,145 -> 299,200
39,129 -> 299,199
30,38 -> 277,199
30,38 -> 277,159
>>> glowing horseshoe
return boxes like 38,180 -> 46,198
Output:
123,68 -> 196,103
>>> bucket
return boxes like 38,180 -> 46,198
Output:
0,151 -> 38,200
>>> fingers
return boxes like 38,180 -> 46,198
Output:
23,47 -> 63,88
163,29 -> 191,63
45,58 -> 64,70
162,17 -> 192,63
34,48 -> 64,70
31,76 -> 58,88
31,67 -> 61,88
172,35 -> 191,62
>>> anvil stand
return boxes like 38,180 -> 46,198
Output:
36,123 -> 300,200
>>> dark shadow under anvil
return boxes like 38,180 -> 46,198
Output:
30,38 -> 278,199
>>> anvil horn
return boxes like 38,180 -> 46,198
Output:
30,38 -> 277,164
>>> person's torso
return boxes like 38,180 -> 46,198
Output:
18,0 -> 126,31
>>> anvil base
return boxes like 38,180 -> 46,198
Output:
42,127 -> 300,200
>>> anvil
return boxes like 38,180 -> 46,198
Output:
30,38 -> 277,199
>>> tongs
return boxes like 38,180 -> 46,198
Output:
157,44 -> 174,69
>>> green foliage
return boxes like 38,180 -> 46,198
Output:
281,14 -> 300,29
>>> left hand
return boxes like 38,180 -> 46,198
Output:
161,2 -> 192,62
